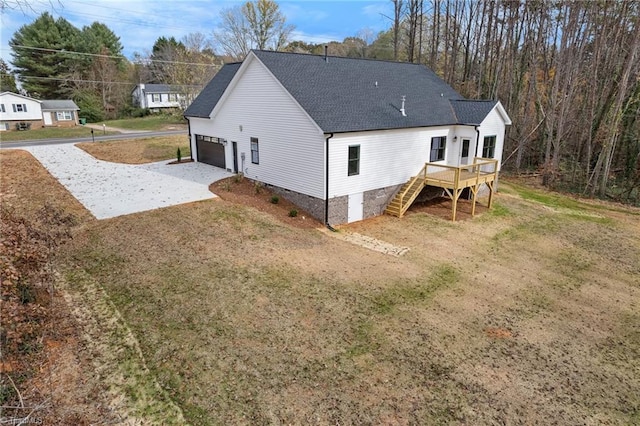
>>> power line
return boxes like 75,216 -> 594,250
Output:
7,45 -> 222,67
16,75 -> 135,85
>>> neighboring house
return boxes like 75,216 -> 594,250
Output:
41,100 -> 80,127
0,92 -> 80,131
0,92 -> 43,131
132,84 -> 196,112
184,50 -> 511,225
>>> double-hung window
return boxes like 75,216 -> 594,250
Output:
482,136 -> 496,158
250,137 -> 259,164
151,93 -> 161,102
56,111 -> 73,121
0,104 -> 5,113
348,145 -> 360,176
168,93 -> 178,102
430,136 -> 446,162
13,104 -> 27,112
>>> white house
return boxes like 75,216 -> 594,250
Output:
0,92 -> 43,131
132,84 -> 195,112
184,50 -> 511,224
0,92 -> 80,131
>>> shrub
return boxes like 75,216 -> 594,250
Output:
254,181 -> 263,194
270,195 -> 279,204
234,173 -> 244,183
288,209 -> 298,217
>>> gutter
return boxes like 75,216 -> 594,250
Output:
324,133 -> 336,231
186,116 -> 193,161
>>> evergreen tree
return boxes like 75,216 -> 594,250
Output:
0,59 -> 18,93
10,12 -> 80,98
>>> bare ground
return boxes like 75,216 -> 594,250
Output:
76,135 -> 191,164
2,148 -> 639,425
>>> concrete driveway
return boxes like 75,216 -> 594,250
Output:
24,144 -> 232,219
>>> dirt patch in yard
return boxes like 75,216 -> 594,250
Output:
76,135 -> 191,164
211,176 -> 323,229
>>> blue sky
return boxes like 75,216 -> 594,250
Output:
0,0 -> 393,65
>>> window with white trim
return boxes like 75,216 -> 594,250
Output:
151,93 -> 161,102
56,111 -> 73,121
251,137 -> 259,164
0,104 -> 5,113
168,93 -> 178,102
13,104 -> 27,112
348,145 -> 360,176
482,136 -> 496,158
430,136 -> 446,162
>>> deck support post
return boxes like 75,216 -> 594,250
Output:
487,181 -> 495,208
471,184 -> 478,217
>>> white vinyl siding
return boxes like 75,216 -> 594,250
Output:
329,127 -> 454,197
198,56 -> 325,198
0,93 -> 42,121
478,106 -> 507,170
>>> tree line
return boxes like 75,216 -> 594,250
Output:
4,0 -> 639,203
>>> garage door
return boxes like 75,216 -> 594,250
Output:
196,135 -> 226,169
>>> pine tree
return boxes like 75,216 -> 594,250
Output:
10,12 -> 80,98
0,59 -> 18,93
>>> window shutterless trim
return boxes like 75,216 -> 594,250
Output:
348,145 -> 360,176
250,137 -> 259,164
430,136 -> 446,162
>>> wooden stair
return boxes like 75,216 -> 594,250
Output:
385,165 -> 428,218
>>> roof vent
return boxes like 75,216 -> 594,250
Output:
400,95 -> 407,117
324,45 -> 328,63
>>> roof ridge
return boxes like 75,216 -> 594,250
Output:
252,49 -> 429,67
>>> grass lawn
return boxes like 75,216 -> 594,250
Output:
76,135 -> 191,164
104,115 -> 187,131
2,149 -> 639,424
0,126 -> 116,142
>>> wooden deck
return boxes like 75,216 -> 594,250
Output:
385,158 -> 499,221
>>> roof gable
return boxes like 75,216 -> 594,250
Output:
184,63 -> 241,118
185,51 -> 511,133
0,92 -> 41,103
252,50 -> 463,133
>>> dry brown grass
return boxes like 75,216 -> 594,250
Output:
0,150 -> 92,222
76,135 -> 191,164
2,148 -> 639,424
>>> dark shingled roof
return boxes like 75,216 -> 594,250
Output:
139,84 -> 183,93
450,99 -> 498,126
184,63 -> 241,118
186,50 -> 498,133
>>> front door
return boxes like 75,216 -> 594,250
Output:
43,112 -> 52,126
460,138 -> 471,165
348,192 -> 364,223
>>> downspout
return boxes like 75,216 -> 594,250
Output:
474,125 -> 480,158
324,133 -> 336,231
186,116 -> 193,160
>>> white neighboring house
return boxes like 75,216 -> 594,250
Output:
0,92 -> 43,130
184,50 -> 511,225
0,92 -> 80,131
132,84 -> 194,112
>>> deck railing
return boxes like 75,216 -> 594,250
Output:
387,157 -> 499,221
